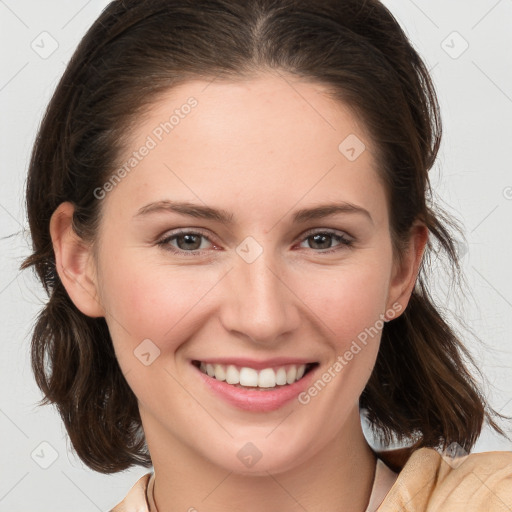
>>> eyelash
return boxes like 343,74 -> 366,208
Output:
156,228 -> 354,256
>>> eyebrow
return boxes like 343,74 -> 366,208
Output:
134,200 -> 373,225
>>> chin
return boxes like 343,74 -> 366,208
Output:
205,435 -> 317,477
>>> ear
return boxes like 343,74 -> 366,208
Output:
49,202 -> 104,318
385,222 -> 428,318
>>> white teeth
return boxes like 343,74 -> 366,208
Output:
225,364 -> 239,385
258,368 -> 276,388
239,367 -> 259,386
197,362 -> 312,388
214,364 -> 226,381
275,367 -> 287,385
286,366 -> 297,384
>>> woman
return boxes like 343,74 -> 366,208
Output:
22,0 -> 511,510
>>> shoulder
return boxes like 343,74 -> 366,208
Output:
110,472 -> 153,512
378,447 -> 512,511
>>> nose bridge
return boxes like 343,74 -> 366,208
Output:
220,245 -> 299,344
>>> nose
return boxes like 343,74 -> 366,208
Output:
219,249 -> 301,345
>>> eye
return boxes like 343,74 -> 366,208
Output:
298,230 -> 353,253
156,228 -> 353,256
156,230 -> 216,255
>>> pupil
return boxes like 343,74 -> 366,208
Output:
178,234 -> 201,250
310,234 -> 331,249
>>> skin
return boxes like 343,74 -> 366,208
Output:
50,72 -> 427,512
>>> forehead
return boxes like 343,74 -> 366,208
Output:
130,72 -> 374,158
138,72 -> 374,154
104,72 -> 387,226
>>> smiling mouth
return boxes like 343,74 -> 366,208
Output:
192,360 -> 318,390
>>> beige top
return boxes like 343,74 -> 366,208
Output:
110,447 -> 512,511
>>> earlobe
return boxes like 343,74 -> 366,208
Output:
386,222 -> 429,317
49,202 -> 104,318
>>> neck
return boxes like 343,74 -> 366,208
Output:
144,407 -> 377,512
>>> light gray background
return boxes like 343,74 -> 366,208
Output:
1,0 -> 511,510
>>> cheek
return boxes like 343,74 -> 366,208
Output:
98,252 -> 219,353
294,259 -> 392,345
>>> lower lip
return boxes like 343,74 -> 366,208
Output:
194,363 -> 318,412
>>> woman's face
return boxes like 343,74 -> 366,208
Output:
88,73 -> 416,475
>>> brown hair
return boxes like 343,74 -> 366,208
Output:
22,0 -> 507,473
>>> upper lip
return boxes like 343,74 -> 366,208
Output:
192,357 -> 317,370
